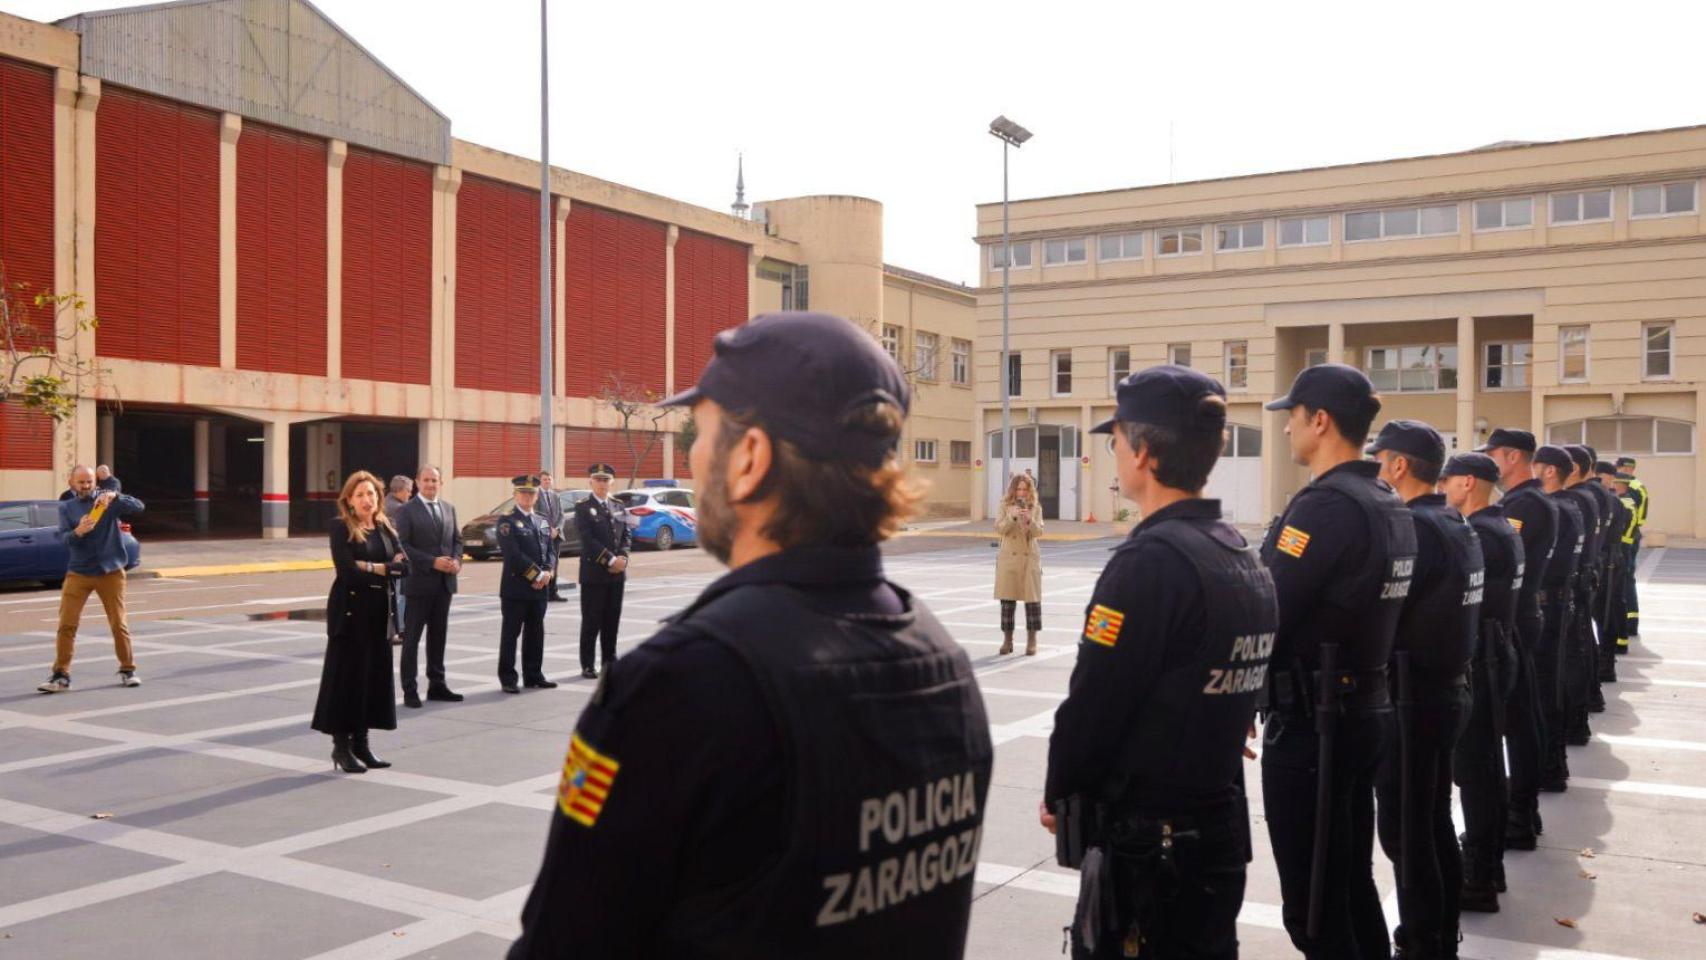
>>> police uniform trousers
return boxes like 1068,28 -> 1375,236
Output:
1565,587 -> 1597,740
579,580 -> 625,672
1535,595 -> 1572,783
1454,629 -> 1511,880
1599,559 -> 1626,679
1263,707 -> 1393,960
1624,535 -> 1641,640
498,595 -> 548,687
1502,612 -> 1547,841
1377,682 -> 1471,958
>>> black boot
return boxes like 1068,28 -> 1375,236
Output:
1459,854 -> 1500,913
331,734 -> 367,774
352,732 -> 391,769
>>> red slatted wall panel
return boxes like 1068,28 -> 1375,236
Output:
455,175 -> 541,393
95,86 -> 220,365
0,58 -> 55,349
563,426 -> 664,480
561,204 -> 666,398
0,403 -> 53,469
342,147 -> 431,384
673,229 -> 749,393
236,121 -> 325,375
453,421 -> 542,477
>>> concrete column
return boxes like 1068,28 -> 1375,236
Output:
218,113 -> 242,369
1456,315 -> 1476,449
52,68 -> 76,338
1079,403 -> 1094,522
194,418 -> 211,534
1327,322 -> 1346,366
553,197 -> 569,398
325,140 -> 347,380
260,420 -> 290,539
431,167 -> 461,420
747,247 -> 759,322
1695,389 -> 1706,539
71,77 -> 100,349
665,225 -> 679,394
97,413 -> 114,466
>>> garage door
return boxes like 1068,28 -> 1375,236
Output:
1206,424 -> 1263,524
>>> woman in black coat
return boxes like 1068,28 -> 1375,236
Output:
311,470 -> 407,773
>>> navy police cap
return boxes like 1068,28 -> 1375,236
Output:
662,312 -> 910,468
1475,427 -> 1536,454
1365,419 -> 1445,465
1089,364 -> 1227,435
1533,445 -> 1574,472
1264,363 -> 1380,420
1442,452 -> 1500,483
1564,445 -> 1594,473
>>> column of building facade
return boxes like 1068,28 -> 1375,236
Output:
552,195 -> 569,479
325,140 -> 347,379
422,166 -> 460,482
218,113 -> 241,370
261,418 -> 289,539
662,225 -> 679,472
193,418 -> 210,533
66,74 -> 101,475
1456,315 -> 1476,447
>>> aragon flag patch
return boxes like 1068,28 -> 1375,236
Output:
558,732 -> 619,828
1508,517 -> 1524,532
1275,525 -> 1311,559
1085,605 -> 1125,647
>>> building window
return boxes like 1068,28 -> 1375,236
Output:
1278,216 -> 1330,247
1645,322 -> 1674,379
1365,344 -> 1458,392
1044,237 -> 1088,265
1550,189 -> 1613,224
1344,204 -> 1458,242
1559,325 -> 1589,382
1007,351 -> 1022,397
1549,416 -> 1694,456
791,265 -> 810,310
880,324 -> 902,363
1631,181 -> 1697,219
1216,221 -> 1265,251
1474,197 -> 1534,231
950,440 -> 972,466
1483,341 -> 1531,389
914,332 -> 939,381
913,439 -> 937,464
1224,341 -> 1249,390
1222,423 -> 1263,458
990,242 -> 1033,270
1157,226 -> 1204,256
1169,343 -> 1192,367
1052,350 -> 1073,397
1109,348 -> 1130,392
1099,232 -> 1144,261
1306,348 -> 1328,367
951,338 -> 971,385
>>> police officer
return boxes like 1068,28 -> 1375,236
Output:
1615,456 -> 1648,647
1560,446 -> 1604,745
1534,446 -> 1584,791
496,475 -> 558,694
509,312 -> 992,959
1043,366 -> 1277,959
1593,461 -> 1632,686
574,464 -> 632,680
1476,429 -> 1558,851
1441,453 -> 1523,915
1258,365 -> 1416,959
1576,448 -> 1621,711
1610,471 -> 1640,658
1367,421 -> 1481,960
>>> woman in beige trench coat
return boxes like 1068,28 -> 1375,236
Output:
994,472 -> 1044,655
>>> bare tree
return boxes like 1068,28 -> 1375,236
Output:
593,372 -> 670,489
1,264 -> 107,423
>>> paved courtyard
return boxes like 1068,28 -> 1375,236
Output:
1,537 -> 1703,958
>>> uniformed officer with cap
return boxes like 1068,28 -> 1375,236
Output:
509,312 -> 993,959
1609,470 -> 1640,658
1559,445 -> 1605,745
1592,461 -> 1632,685
496,475 -> 558,694
1532,445 -> 1585,791
1475,428 -> 1558,850
1576,448 -> 1620,711
1368,420 -> 1483,960
1440,452 -> 1524,914
1042,365 -> 1277,959
1614,456 -> 1647,645
573,463 -> 631,679
1257,364 -> 1417,959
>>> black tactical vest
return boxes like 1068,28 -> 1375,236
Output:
1546,492 -> 1585,589
660,581 -> 993,960
1587,481 -> 1619,565
1395,496 -> 1484,683
1468,505 -> 1524,636
1564,486 -> 1602,582
1109,516 -> 1278,811
1314,467 -> 1419,673
1498,482 -> 1556,620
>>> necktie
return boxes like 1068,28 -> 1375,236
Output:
429,501 -> 442,537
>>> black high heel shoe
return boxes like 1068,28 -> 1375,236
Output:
352,733 -> 391,769
331,734 -> 367,774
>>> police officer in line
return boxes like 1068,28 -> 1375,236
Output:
1559,446 -> 1605,745
1614,456 -> 1648,647
496,475 -> 560,694
1257,365 -> 1416,959
1441,453 -> 1523,915
1609,470 -> 1641,657
1475,429 -> 1558,851
509,312 -> 992,960
574,464 -> 632,680
1533,445 -> 1585,791
1573,447 -> 1621,714
1593,461 -> 1633,685
1042,366 -> 1277,959
1368,421 -> 1483,960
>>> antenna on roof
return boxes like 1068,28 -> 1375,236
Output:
731,154 -> 749,219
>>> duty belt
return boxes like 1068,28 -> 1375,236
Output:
1263,664 -> 1391,715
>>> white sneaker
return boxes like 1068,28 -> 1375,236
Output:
118,670 -> 141,688
37,672 -> 71,693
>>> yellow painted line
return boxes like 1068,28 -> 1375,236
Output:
147,559 -> 334,578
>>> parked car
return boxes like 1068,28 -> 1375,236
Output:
612,487 -> 698,551
0,500 -> 142,588
460,490 -> 589,560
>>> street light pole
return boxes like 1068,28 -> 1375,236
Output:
988,116 -> 1032,503
538,0 -> 554,477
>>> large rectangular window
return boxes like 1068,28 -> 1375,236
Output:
1278,216 -> 1330,246
913,439 -> 937,463
990,242 -> 1033,269
1157,226 -> 1204,256
1098,232 -> 1144,261
1550,189 -> 1613,224
1044,237 -> 1088,265
1365,344 -> 1458,392
1052,350 -> 1073,397
1344,204 -> 1458,242
1559,326 -> 1589,382
1224,341 -> 1249,390
1109,348 -> 1131,393
1169,343 -> 1192,367
1007,351 -> 1022,397
950,440 -> 972,466
951,338 -> 971,385
1216,221 -> 1265,251
1631,181 -> 1697,219
1482,341 -> 1531,389
913,331 -> 939,381
1644,322 -> 1674,379
1474,197 -> 1533,231
880,324 -> 901,363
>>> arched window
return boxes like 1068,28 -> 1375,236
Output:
1546,416 -> 1694,456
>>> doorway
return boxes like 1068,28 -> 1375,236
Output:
985,424 -> 1079,520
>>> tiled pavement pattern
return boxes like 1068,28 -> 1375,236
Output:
1,541 -> 1704,958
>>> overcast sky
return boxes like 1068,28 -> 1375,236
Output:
13,0 -> 1705,286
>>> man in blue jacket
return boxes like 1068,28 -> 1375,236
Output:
39,465 -> 146,693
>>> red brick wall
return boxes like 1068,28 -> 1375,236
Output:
673,229 -> 749,390
455,175 -> 545,393
0,403 -> 53,470
236,121 -> 326,375
342,146 -> 432,384
0,58 -> 55,349
563,203 -> 667,398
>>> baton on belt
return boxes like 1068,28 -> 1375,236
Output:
1305,643 -> 1340,940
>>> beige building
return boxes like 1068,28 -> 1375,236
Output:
973,125 -> 1706,540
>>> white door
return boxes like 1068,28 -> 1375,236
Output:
1057,426 -> 1080,521
985,427 -> 1038,519
1206,424 -> 1263,524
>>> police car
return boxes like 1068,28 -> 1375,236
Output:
612,483 -> 698,551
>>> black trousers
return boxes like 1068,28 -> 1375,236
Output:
499,596 -> 548,686
1503,613 -> 1545,838
1074,810 -> 1248,960
1535,597 -> 1571,781
1378,686 -> 1470,957
1262,707 -> 1392,960
400,590 -> 452,693
1566,588 -> 1597,731
1454,653 -> 1507,874
580,580 -> 625,671
1626,534 -> 1641,636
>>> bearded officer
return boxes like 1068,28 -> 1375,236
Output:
509,312 -> 992,959
496,475 -> 558,694
1258,365 -> 1417,959
574,464 -> 632,679
1042,365 -> 1277,959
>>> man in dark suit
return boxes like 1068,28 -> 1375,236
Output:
573,463 -> 631,680
538,470 -> 569,602
394,466 -> 464,708
497,474 -> 559,693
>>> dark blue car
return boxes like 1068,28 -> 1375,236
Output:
0,500 -> 142,588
